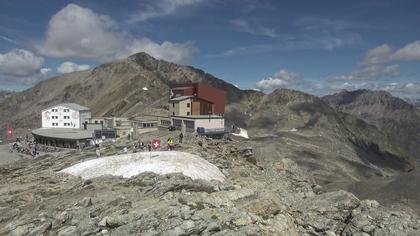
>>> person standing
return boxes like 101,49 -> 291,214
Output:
179,132 -> 184,144
167,137 -> 174,151
95,148 -> 101,158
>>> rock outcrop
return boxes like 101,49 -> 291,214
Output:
0,135 -> 418,235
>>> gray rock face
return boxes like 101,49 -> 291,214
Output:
0,136 -> 419,236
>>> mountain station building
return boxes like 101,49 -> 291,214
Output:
41,103 -> 91,129
169,83 -> 226,135
33,103 -> 93,148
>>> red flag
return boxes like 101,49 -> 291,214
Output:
152,139 -> 160,150
6,123 -> 13,140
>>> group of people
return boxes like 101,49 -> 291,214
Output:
132,132 -> 184,152
9,136 -> 39,157
93,132 -> 186,158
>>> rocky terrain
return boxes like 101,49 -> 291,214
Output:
1,132 -> 419,236
404,98 -> 420,108
0,90 -> 14,101
1,53 -> 420,234
323,89 -> 420,162
228,89 -> 412,190
322,90 -> 420,215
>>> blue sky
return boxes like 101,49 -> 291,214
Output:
1,0 -> 420,99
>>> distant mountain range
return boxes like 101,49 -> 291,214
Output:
323,89 -> 420,162
1,53 -> 420,208
0,90 -> 14,101
404,98 -> 420,108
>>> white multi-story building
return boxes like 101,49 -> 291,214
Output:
41,103 -> 91,129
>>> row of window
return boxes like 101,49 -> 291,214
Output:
51,116 -> 70,119
142,123 -> 156,128
51,122 -> 71,126
172,103 -> 191,108
51,108 -> 70,112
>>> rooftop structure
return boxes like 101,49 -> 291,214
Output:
169,83 -> 226,116
32,128 -> 93,148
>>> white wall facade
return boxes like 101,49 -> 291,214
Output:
169,98 -> 192,116
194,118 -> 225,130
42,105 -> 91,129
172,117 -> 225,132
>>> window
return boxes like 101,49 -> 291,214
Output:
63,109 -> 70,112
52,109 -> 58,112
172,112 -> 175,116
187,112 -> 190,115
64,116 -> 70,119
187,103 -> 190,108
172,103 -> 175,108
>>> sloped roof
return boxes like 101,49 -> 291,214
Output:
61,103 -> 90,111
42,103 -> 90,112
32,128 -> 93,140
169,96 -> 193,102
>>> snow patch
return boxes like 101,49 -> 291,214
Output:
142,87 -> 148,91
232,128 -> 249,139
59,151 -> 225,182
290,128 -> 298,132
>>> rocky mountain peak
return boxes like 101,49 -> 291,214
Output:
324,89 -> 415,111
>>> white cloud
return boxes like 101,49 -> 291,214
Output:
40,67 -> 52,75
36,4 -> 197,64
0,49 -> 44,77
256,69 -> 302,91
230,18 -> 277,37
392,40 -> 420,61
329,64 -> 400,81
362,41 -> 420,65
362,44 -> 392,65
36,4 -> 122,59
57,61 -> 90,74
127,0 -> 203,23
